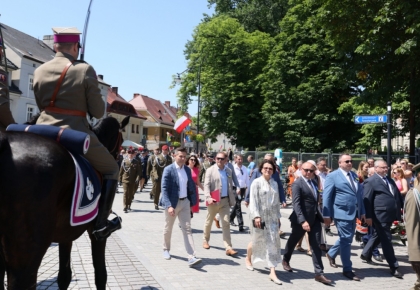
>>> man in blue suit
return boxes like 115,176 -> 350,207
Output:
159,147 -> 202,267
323,154 -> 365,281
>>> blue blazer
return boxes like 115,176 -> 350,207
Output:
322,169 -> 365,221
244,169 -> 285,204
159,163 -> 197,209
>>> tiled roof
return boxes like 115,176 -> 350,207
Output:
107,88 -> 146,119
1,23 -> 55,63
129,94 -> 175,126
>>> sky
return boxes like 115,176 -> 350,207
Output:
1,0 -> 214,117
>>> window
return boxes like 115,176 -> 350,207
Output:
131,124 -> 135,133
28,75 -> 34,92
26,105 -> 37,121
136,125 -> 139,134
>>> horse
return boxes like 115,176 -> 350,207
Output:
0,115 -> 129,289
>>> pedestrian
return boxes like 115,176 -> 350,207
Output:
159,147 -> 202,267
404,163 -> 420,289
282,162 -> 332,285
139,150 -> 149,192
247,155 -> 256,177
119,148 -> 142,212
202,152 -> 238,256
0,36 -> 15,132
33,27 -> 120,241
230,154 -> 250,232
147,145 -> 172,210
323,154 -> 365,281
248,159 -> 283,284
361,160 -> 404,278
186,155 -> 203,214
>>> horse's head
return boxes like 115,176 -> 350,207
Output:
93,116 -> 130,159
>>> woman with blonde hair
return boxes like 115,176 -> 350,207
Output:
393,167 -> 408,197
357,161 -> 369,183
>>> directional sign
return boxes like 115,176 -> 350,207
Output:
184,142 -> 194,148
354,115 -> 387,124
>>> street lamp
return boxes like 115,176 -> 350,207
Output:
387,101 -> 392,175
211,108 -> 218,117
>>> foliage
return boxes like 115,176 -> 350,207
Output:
196,134 -> 205,142
172,141 -> 181,147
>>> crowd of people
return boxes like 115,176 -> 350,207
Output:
116,147 -> 420,288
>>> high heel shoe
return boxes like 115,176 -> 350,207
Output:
269,275 -> 282,285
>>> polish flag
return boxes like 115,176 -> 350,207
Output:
174,116 -> 192,133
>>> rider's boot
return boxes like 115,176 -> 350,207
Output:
92,179 -> 122,241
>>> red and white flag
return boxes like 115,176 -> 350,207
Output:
219,144 -> 223,150
174,116 -> 192,133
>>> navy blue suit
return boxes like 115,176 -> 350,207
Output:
245,169 -> 286,204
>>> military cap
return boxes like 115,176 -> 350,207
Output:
52,27 -> 81,43
162,145 -> 169,150
127,148 -> 135,154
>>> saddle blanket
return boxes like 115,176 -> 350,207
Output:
70,152 -> 101,226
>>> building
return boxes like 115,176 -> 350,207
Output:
106,87 -> 146,146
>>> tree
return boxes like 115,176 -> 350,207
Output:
175,16 -> 274,149
261,0 -> 360,152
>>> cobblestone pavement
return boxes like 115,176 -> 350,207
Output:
34,181 -> 416,289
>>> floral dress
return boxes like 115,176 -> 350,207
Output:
249,176 -> 282,268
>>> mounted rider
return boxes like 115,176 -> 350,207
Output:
0,36 -> 16,132
33,27 -> 121,241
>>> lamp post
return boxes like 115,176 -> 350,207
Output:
387,101 -> 392,175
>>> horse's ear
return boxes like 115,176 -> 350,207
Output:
120,116 -> 130,130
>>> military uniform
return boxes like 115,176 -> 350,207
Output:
147,152 -> 172,208
0,37 -> 15,132
119,156 -> 142,211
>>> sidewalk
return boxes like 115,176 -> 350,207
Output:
37,181 -> 416,289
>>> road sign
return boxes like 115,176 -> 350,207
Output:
184,142 -> 194,148
354,115 -> 387,124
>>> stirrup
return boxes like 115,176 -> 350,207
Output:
93,212 -> 122,241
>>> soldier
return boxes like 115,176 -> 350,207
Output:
119,148 -> 142,213
147,145 -> 172,210
199,154 -> 215,183
33,27 -> 121,241
0,36 -> 16,132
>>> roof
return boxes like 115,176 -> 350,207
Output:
1,23 -> 55,63
129,94 -> 175,126
4,58 -> 19,70
107,88 -> 146,120
9,81 -> 22,94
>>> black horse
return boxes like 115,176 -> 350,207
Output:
0,115 -> 129,289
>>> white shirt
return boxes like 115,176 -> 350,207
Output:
339,168 -> 358,191
234,164 -> 250,188
318,171 -> 328,189
175,163 -> 188,198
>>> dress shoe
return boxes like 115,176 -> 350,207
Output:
155,205 -> 159,210
163,250 -> 171,260
343,271 -> 360,281
226,249 -> 238,256
360,254 -> 375,265
320,244 -> 329,252
373,254 -> 383,262
214,217 -> 221,228
230,221 -> 238,227
282,260 -> 293,272
245,261 -> 254,271
123,207 -> 128,213
315,275 -> 333,285
203,241 -> 210,249
279,231 -> 286,238
239,226 -> 245,232
391,269 -> 403,278
150,194 -> 153,200
269,274 -> 282,285
326,253 -> 338,268
326,230 -> 334,237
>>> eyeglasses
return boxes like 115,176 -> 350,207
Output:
262,167 -> 273,171
343,160 -> 352,163
393,172 -> 397,174
190,159 -> 197,162
216,157 -> 225,161
397,166 -> 401,168
302,169 -> 314,173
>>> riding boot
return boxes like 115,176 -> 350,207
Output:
93,179 -> 122,241
411,262 -> 420,290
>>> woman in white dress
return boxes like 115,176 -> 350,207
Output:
249,159 -> 282,285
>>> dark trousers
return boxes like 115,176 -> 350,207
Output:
229,188 -> 245,226
284,221 -> 324,274
362,220 -> 399,269
362,225 -> 380,256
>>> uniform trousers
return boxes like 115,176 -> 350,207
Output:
203,197 -> 233,250
123,182 -> 137,208
0,103 -> 15,132
163,198 -> 196,257
152,178 -> 162,206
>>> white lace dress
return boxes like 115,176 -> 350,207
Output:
249,176 -> 282,268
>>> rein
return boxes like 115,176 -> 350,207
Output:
111,132 -> 122,159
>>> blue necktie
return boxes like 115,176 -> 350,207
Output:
347,173 -> 357,192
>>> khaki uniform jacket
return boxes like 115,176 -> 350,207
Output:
119,158 -> 142,184
405,186 -> 420,261
204,164 -> 235,207
146,154 -> 172,181
0,68 -> 9,105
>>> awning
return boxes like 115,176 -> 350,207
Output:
121,140 -> 143,148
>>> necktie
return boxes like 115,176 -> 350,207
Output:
308,180 -> 317,200
383,177 -> 393,195
347,173 -> 357,192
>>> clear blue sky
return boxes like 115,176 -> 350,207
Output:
1,0 -> 214,116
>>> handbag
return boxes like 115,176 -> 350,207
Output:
252,219 -> 266,229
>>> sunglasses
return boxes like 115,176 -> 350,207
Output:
216,157 -> 225,161
263,167 -> 273,171
393,172 -> 397,174
343,160 -> 352,163
302,168 -> 314,173
190,159 -> 197,162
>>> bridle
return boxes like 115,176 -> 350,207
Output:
111,132 -> 122,160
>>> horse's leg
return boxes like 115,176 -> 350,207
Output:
0,244 -> 5,290
57,242 -> 73,289
88,231 -> 107,290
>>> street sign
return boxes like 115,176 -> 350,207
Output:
185,142 -> 194,148
354,115 -> 387,124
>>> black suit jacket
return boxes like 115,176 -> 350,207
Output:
289,177 -> 324,225
363,173 -> 403,223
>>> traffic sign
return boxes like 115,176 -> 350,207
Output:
354,115 -> 387,124
184,142 -> 194,148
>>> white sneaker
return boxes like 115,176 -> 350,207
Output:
163,250 -> 171,260
188,256 -> 202,267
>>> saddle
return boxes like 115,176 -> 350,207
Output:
6,124 -> 102,226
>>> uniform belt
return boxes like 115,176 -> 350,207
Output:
179,197 -> 187,200
221,196 -> 228,199
45,106 -> 87,117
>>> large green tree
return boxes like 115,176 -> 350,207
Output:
261,0 -> 360,152
175,16 -> 274,149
